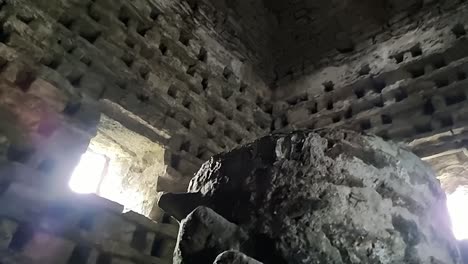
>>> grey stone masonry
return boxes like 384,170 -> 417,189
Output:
274,3 -> 468,159
0,0 -> 273,193
0,176 -> 178,264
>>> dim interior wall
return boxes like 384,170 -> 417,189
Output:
271,0 -> 464,84
89,115 -> 167,216
273,3 -> 468,158
187,0 -> 276,81
275,2 -> 468,98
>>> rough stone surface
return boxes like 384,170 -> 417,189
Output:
159,192 -> 209,221
213,251 -> 262,264
169,129 -> 461,264
174,206 -> 247,264
90,114 -> 167,216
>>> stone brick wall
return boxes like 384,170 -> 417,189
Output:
188,0 -> 276,81
271,0 -> 465,83
0,52 -> 178,262
0,52 -> 100,197
274,3 -> 468,158
0,181 -> 177,264
0,0 -> 273,193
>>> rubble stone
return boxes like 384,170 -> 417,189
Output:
213,251 -> 262,264
167,129 -> 462,264
174,206 -> 248,264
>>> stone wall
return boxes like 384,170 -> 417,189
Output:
185,0 -> 276,82
0,1 -> 276,259
0,52 -> 179,261
0,181 -> 177,264
274,3 -> 468,158
271,0 -> 465,83
0,52 -> 100,197
0,0 -> 273,193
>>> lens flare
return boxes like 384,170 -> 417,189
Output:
69,151 -> 107,194
446,186 -> 468,240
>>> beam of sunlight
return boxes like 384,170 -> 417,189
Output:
69,151 -> 107,194
447,186 -> 468,240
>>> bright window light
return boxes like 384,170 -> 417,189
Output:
447,186 -> 468,240
69,151 -> 107,194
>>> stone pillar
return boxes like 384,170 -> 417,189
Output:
161,129 -> 462,264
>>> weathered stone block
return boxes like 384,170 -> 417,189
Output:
91,212 -> 136,244
70,99 -> 101,135
213,251 -> 262,264
80,72 -> 106,99
70,193 -> 125,214
166,130 -> 462,264
173,206 -> 247,264
28,78 -> 68,112
1,61 -> 36,88
157,238 -> 177,259
143,232 -> 156,255
123,211 -> 179,240
157,167 -> 191,193
0,81 -> 47,133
